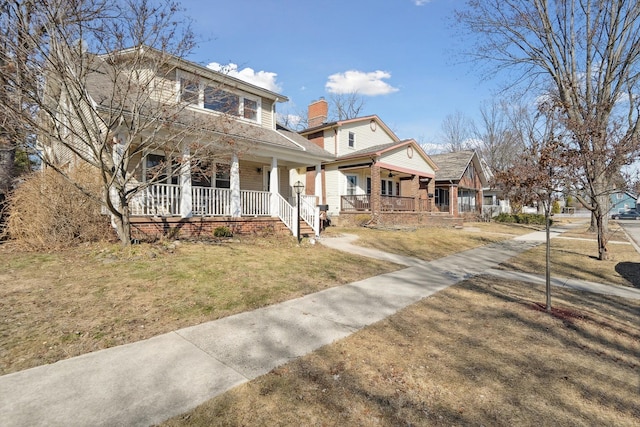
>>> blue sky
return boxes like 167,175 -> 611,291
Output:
181,0 -> 500,145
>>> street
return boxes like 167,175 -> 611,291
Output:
618,221 -> 640,249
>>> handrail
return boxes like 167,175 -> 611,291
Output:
299,194 -> 319,236
277,193 -> 295,232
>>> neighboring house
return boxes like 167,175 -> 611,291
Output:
479,157 -> 511,217
610,191 -> 638,214
428,150 -> 488,218
296,99 -> 459,226
43,46 -> 334,239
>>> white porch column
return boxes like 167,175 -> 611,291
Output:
230,153 -> 241,217
179,144 -> 192,218
314,164 -> 322,203
269,157 -> 279,217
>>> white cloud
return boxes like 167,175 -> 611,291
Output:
414,0 -> 432,5
207,62 -> 282,93
325,70 -> 399,96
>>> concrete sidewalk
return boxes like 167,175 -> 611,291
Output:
0,225 -> 636,426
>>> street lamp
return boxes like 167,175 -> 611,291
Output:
293,181 -> 305,243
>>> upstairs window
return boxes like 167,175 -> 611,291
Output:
180,78 -> 199,104
179,73 -> 261,123
204,87 -> 239,114
243,98 -> 258,121
348,132 -> 355,148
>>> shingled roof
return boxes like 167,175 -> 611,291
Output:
429,150 -> 477,181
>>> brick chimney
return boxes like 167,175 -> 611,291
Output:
308,97 -> 328,128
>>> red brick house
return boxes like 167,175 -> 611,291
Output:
429,150 -> 487,218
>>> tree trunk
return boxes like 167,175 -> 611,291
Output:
110,192 -> 132,246
596,212 -> 609,261
589,210 -> 596,232
545,207 -> 552,312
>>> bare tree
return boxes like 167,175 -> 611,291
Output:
495,106 -> 568,311
457,0 -> 640,260
439,110 -> 475,152
473,100 -> 526,173
0,0 -> 249,245
329,92 -> 365,121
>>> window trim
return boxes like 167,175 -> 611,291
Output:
346,174 -> 358,196
177,70 -> 262,124
348,131 -> 355,149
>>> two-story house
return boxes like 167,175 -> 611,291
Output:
297,99 -> 459,226
43,46 -> 334,240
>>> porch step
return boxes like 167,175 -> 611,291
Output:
298,224 -> 315,238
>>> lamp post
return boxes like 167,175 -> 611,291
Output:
293,180 -> 304,244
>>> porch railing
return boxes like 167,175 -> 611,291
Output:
341,194 -> 371,211
192,187 -> 231,216
299,194 -> 319,237
130,184 -> 181,216
277,193 -> 295,231
129,184 -> 316,236
241,190 -> 271,216
381,195 -> 415,212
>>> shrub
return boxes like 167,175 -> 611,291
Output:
552,200 -> 561,214
495,213 -> 515,223
495,213 -> 550,225
565,195 -> 573,207
213,226 -> 233,238
5,166 -> 111,249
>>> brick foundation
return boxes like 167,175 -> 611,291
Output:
130,216 -> 291,241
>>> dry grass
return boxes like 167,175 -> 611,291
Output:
3,218 -> 639,426
325,222 -> 532,261
162,276 -> 640,426
0,237 -> 399,375
500,226 -> 640,288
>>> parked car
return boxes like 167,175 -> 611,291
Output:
611,210 -> 640,220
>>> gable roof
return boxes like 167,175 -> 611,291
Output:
430,150 -> 487,185
336,139 -> 438,171
276,124 -> 335,160
101,45 -> 288,103
300,115 -> 400,142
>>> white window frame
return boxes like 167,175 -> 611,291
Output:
346,174 -> 358,196
348,131 -> 356,148
176,70 -> 262,124
380,179 -> 393,196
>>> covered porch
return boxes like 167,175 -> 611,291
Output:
126,152 -> 323,237
338,163 -> 434,214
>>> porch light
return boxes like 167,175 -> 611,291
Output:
293,181 -> 304,243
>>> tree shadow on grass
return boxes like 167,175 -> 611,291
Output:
614,262 -> 640,288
